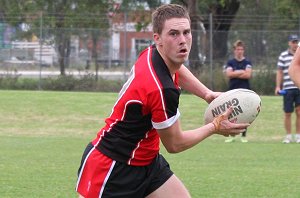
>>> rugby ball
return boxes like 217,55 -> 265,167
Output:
204,89 -> 261,124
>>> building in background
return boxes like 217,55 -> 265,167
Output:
79,11 -> 153,68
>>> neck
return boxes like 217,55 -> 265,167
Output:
156,47 -> 181,76
235,56 -> 244,61
289,48 -> 296,55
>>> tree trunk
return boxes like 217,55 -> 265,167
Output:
205,0 -> 240,61
55,11 -> 71,76
92,32 -> 99,81
57,33 -> 66,76
187,0 -> 202,75
57,32 -> 71,76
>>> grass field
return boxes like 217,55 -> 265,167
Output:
0,90 -> 300,198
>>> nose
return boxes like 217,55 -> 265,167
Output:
178,33 -> 187,45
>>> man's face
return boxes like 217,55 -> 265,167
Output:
154,18 -> 192,69
289,40 -> 298,53
234,46 -> 245,59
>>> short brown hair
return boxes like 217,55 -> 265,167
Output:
233,40 -> 245,49
152,4 -> 190,34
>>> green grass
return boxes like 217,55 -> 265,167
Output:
0,90 -> 299,197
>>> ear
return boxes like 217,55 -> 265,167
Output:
153,33 -> 162,46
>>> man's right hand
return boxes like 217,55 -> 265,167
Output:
212,107 -> 250,137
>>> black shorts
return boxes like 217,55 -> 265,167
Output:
76,143 -> 173,198
283,89 -> 300,113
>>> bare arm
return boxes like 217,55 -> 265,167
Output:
178,65 -> 220,103
275,69 -> 283,95
226,67 -> 252,79
226,67 -> 243,78
158,108 -> 249,153
289,46 -> 300,88
239,67 -> 252,79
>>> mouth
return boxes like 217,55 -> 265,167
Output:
178,48 -> 188,55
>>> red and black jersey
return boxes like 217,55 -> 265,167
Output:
91,45 -> 181,166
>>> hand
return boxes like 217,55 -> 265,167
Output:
274,87 -> 280,95
205,91 -> 222,103
211,107 -> 250,137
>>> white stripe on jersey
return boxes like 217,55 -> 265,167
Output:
110,66 -> 136,117
152,109 -> 181,129
128,131 -> 149,165
147,46 -> 169,120
121,100 -> 143,120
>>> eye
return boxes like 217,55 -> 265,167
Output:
183,30 -> 191,36
170,31 -> 178,37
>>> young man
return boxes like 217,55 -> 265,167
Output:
275,34 -> 300,144
224,40 -> 252,143
76,4 -> 249,198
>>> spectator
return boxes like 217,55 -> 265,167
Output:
75,4 -> 249,198
224,40 -> 253,143
275,34 -> 300,144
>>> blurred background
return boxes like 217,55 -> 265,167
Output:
0,0 -> 299,94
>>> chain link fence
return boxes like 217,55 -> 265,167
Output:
0,13 -> 299,93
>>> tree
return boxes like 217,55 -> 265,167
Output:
187,0 -> 203,74
0,0 -> 111,76
201,0 -> 240,62
73,0 -> 110,80
175,0 -> 203,74
37,0 -> 111,76
0,0 -> 77,75
276,0 -> 300,18
173,0 -> 240,71
0,1 -> 37,40
229,0 -> 300,64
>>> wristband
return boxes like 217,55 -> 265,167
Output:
212,114 -> 226,131
212,122 -> 218,131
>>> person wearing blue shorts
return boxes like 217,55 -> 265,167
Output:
275,34 -> 300,143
